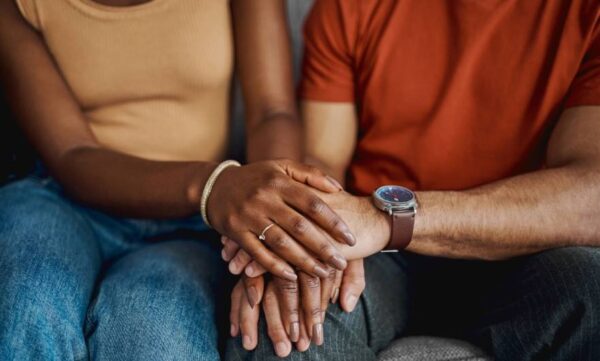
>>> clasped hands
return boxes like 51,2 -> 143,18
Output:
206,159 -> 389,357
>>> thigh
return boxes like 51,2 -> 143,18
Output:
0,178 -> 103,360
86,239 -> 225,361
224,253 -> 410,361
411,247 -> 600,361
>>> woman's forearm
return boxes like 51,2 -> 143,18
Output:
54,146 -> 215,218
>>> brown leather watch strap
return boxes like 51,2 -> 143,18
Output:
384,210 -> 415,250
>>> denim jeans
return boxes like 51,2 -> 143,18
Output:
0,174 -> 225,361
226,249 -> 600,361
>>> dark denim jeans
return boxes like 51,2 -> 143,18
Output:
0,175 -> 225,361
227,247 -> 600,361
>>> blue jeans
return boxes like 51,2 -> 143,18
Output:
0,175 -> 225,361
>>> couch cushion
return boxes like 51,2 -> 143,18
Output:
377,337 -> 491,361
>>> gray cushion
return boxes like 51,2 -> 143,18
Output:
377,337 -> 491,361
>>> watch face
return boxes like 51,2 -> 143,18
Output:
375,186 -> 414,205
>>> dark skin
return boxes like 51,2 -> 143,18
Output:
0,0 -> 357,281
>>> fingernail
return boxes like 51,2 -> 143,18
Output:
297,337 -> 310,352
331,254 -> 347,270
228,261 -> 239,275
275,342 -> 288,357
230,323 -> 237,337
344,232 -> 357,246
290,321 -> 300,342
326,175 -> 343,190
221,249 -> 228,260
247,286 -> 259,307
331,287 -> 339,304
313,265 -> 329,279
245,264 -> 255,276
242,335 -> 253,349
313,323 -> 324,345
346,294 -> 358,312
283,269 -> 298,281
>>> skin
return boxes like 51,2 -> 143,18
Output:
228,103 -> 600,356
0,0 -> 363,282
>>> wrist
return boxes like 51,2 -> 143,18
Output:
185,162 -> 218,213
370,200 -> 392,252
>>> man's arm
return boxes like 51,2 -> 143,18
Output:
304,100 -> 600,261
413,106 -> 600,260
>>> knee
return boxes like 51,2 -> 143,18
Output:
532,247 -> 600,320
100,241 -> 222,307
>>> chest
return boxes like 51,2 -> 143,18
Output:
355,0 -> 587,123
41,0 -> 233,108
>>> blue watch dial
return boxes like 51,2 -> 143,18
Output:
376,186 -> 413,203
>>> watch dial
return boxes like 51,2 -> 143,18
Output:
377,186 -> 413,203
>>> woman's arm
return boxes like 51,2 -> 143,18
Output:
231,0 -> 302,162
0,0 -> 355,281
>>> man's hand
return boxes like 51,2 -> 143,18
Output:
228,261 -> 367,356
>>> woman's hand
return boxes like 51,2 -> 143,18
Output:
208,159 -> 356,281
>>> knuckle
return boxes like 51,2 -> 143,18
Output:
269,234 -> 288,250
319,244 -> 336,258
266,174 -> 285,190
277,279 -> 299,293
305,276 -> 320,289
327,267 -> 337,281
307,197 -> 326,215
310,307 -> 322,318
291,217 -> 310,236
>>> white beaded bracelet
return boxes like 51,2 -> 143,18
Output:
200,160 -> 241,228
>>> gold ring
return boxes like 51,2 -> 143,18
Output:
258,223 -> 275,241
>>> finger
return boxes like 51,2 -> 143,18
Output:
271,208 -> 349,272
299,271 -> 324,346
238,231 -> 298,282
282,182 -> 356,246
280,160 -> 343,193
242,274 -> 264,308
340,259 -> 366,313
295,309 -> 311,352
222,237 -> 241,262
229,248 -> 253,275
258,223 -> 336,278
263,283 -> 292,358
332,269 -> 343,304
240,282 -> 260,351
273,277 -> 300,342
319,266 -> 337,313
230,280 -> 244,337
245,260 -> 267,278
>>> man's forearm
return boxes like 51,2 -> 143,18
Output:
411,164 -> 600,260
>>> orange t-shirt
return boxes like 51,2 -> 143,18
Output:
300,0 -> 600,195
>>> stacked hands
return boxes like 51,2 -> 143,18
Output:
206,159 -> 391,357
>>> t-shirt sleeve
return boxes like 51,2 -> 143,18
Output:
15,0 -> 41,30
299,0 -> 358,102
564,26 -> 600,108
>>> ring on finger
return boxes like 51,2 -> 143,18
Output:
258,223 -> 276,241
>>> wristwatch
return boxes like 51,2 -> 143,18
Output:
372,185 -> 418,251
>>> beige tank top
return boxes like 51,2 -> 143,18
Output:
16,0 -> 233,161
